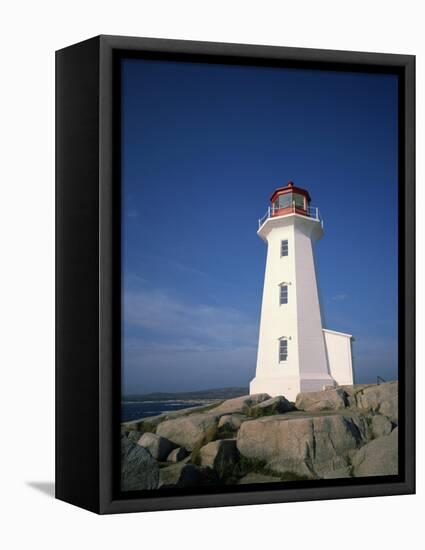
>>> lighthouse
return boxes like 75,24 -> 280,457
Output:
250,181 -> 354,401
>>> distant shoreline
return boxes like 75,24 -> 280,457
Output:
122,387 -> 249,403
121,398 -> 219,423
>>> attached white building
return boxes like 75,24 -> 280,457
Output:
250,181 -> 354,401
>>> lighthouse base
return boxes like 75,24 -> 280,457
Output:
250,376 -> 300,402
250,374 -> 335,402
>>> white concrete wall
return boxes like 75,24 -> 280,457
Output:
251,218 -> 300,399
250,213 -> 334,401
293,220 -> 331,389
323,329 -> 354,386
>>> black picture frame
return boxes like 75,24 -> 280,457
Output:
56,35 -> 415,514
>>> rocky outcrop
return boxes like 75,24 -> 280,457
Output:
371,414 -> 393,438
199,439 -> 239,478
356,382 -> 398,423
122,415 -> 166,434
321,467 -> 352,479
156,413 -> 219,451
136,432 -> 177,461
217,414 -> 247,432
339,382 -> 398,423
121,435 -> 159,491
127,430 -> 144,443
238,472 -> 281,484
121,383 -> 399,489
159,463 -> 207,488
237,413 -> 366,478
249,395 -> 294,416
352,428 -> 398,476
338,384 -> 371,407
122,402 -> 221,433
295,387 -> 348,412
210,393 -> 271,415
167,447 -> 189,463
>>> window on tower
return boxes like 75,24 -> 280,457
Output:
279,284 -> 288,305
281,239 -> 288,256
279,339 -> 288,362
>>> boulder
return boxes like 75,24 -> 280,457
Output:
210,393 -> 271,415
217,414 -> 247,431
295,388 -> 348,412
371,414 -> 393,439
237,413 -> 365,478
347,412 -> 374,442
127,430 -> 144,443
121,402 -> 220,433
238,472 -> 281,484
338,384 -> 373,408
322,467 -> 352,479
159,463 -> 203,488
156,413 -> 219,451
137,432 -> 177,461
249,395 -> 294,416
352,428 -> 398,477
167,447 -> 189,463
199,439 -> 239,478
158,463 -> 217,488
356,382 -> 398,423
121,435 -> 159,491
121,414 -> 166,433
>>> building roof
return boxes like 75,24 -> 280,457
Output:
322,328 -> 354,339
270,181 -> 312,203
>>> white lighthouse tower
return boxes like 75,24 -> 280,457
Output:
250,181 -> 354,401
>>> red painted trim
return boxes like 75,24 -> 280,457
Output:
271,206 -> 308,218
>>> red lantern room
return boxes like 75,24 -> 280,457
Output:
270,181 -> 311,217
258,180 -> 322,231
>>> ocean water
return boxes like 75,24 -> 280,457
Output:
121,400 -> 211,423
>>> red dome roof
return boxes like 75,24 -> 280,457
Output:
270,181 -> 311,204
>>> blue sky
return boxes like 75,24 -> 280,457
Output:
121,58 -> 398,394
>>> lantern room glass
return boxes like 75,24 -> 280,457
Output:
273,192 -> 306,211
293,193 -> 305,209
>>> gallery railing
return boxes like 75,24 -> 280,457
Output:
258,204 -> 323,229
